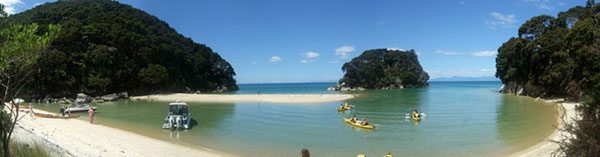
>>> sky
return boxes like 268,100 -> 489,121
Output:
1,0 -> 587,84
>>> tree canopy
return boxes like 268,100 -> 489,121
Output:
495,2 -> 600,156
0,0 -> 238,98
339,49 -> 429,89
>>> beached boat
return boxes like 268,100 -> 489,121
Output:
65,104 -> 97,113
34,113 -> 80,119
162,101 -> 191,129
343,118 -> 375,130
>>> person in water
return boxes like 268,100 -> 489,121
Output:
413,109 -> 420,118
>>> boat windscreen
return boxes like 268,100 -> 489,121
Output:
169,105 -> 188,115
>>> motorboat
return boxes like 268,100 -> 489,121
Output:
162,101 -> 191,129
65,104 -> 97,113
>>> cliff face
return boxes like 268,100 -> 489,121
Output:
2,0 -> 238,97
339,48 -> 429,89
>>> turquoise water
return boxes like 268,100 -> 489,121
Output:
230,82 -> 338,94
34,81 -> 558,156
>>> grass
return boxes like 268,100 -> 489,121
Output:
8,141 -> 52,157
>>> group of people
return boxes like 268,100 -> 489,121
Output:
338,102 -> 352,110
350,114 -> 369,125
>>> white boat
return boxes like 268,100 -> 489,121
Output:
65,104 -> 97,113
162,101 -> 191,129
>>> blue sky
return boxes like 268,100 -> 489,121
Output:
1,0 -> 586,83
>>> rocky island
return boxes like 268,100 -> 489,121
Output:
333,48 -> 429,90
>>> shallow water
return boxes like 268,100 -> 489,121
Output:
34,81 -> 558,156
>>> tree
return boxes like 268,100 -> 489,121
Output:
0,4 -> 7,18
138,64 -> 169,86
2,0 -> 238,97
0,23 -> 60,157
587,0 -> 595,7
340,49 -> 429,89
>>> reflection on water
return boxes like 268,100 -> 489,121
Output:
32,82 -> 558,156
497,95 -> 558,151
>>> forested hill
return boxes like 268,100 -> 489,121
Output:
495,2 -> 600,100
339,49 -> 429,89
1,0 -> 238,97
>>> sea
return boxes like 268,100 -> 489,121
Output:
34,81 -> 558,156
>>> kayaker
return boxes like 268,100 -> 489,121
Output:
351,114 -> 357,123
361,118 -> 369,125
344,102 -> 350,108
59,106 -> 65,116
413,109 -> 420,118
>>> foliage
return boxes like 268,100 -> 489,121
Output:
138,64 -> 169,85
496,2 -> 600,156
7,141 -> 51,157
0,23 -> 59,157
340,49 -> 429,89
0,0 -> 238,98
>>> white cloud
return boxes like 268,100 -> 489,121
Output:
270,56 -> 282,62
387,47 -> 405,51
0,0 -> 23,14
486,12 -> 517,29
300,51 -> 320,63
523,0 -> 553,10
302,51 -> 320,59
335,46 -> 355,59
471,50 -> 497,57
435,50 -> 464,55
33,2 -> 41,7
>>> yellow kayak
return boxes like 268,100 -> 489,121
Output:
413,115 -> 421,121
337,106 -> 351,111
343,118 -> 375,130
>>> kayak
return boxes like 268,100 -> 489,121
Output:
413,115 -> 421,121
337,106 -> 351,111
343,118 -> 375,130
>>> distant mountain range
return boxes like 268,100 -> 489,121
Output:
429,76 -> 499,82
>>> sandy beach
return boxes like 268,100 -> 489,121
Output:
130,93 -> 355,103
13,109 -> 231,157
511,99 -> 579,157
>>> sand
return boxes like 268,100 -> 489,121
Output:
510,99 -> 579,157
13,109 -> 232,157
130,93 -> 355,103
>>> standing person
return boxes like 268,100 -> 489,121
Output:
88,107 -> 95,124
59,105 -> 65,117
301,148 -> 310,157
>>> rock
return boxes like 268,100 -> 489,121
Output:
75,93 -> 92,103
101,93 -> 119,101
118,92 -> 129,99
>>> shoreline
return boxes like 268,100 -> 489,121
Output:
510,98 -> 578,157
14,108 -> 233,157
130,93 -> 355,103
